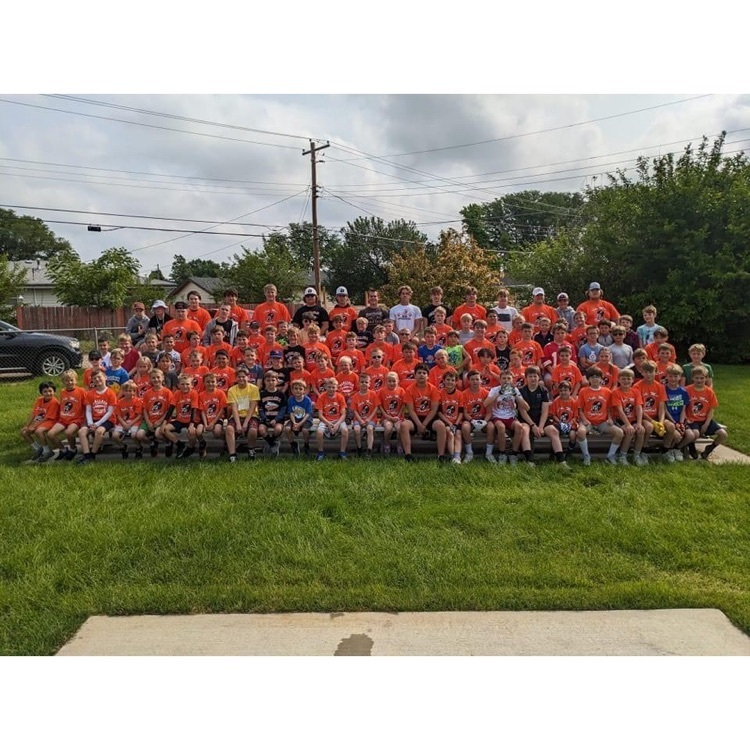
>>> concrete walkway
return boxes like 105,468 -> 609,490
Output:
57,609 -> 750,656
710,445 -> 750,464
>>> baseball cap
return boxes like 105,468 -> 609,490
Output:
88,349 -> 102,360
588,282 -> 601,291
214,349 -> 230,358
532,287 -> 545,296
304,287 -> 317,297
335,286 -> 348,296
174,301 -> 187,310
557,292 -> 569,300
269,348 -> 284,358
249,320 -> 261,328
152,299 -> 169,309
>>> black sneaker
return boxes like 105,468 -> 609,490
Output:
303,442 -> 310,456
291,441 -> 300,456
165,443 -> 174,458
438,455 -> 448,464
247,448 -> 256,461
365,449 -> 373,459
688,443 -> 699,460
180,446 -> 195,459
120,445 -> 129,460
356,446 -> 362,457
405,453 -> 415,462
63,448 -> 78,461
150,441 -> 159,458
199,439 -> 207,458
54,449 -> 69,461
134,446 -> 143,459
175,441 -> 185,459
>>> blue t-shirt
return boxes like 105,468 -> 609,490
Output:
104,366 -> 130,393
417,344 -> 444,369
578,343 -> 603,368
636,323 -> 660,347
286,394 -> 313,423
665,385 -> 690,423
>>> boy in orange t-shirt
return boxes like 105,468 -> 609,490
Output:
77,370 -> 118,463
379,371 -> 406,455
459,369 -> 490,463
161,374 -> 200,458
111,380 -> 143,459
611,368 -> 648,465
576,366 -> 623,466
350,371 -> 380,458
401,363 -> 446,461
136,368 -> 174,458
549,381 -> 579,457
550,345 -> 583,397
197,372 -> 229,458
685,365 -> 727,460
21,381 -> 60,462
438,370 -> 464,463
315,377 -> 349,460
47,370 -> 88,460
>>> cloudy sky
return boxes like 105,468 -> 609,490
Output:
3,5 -> 748,280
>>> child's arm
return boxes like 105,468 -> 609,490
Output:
242,399 -> 258,430
94,405 -> 115,428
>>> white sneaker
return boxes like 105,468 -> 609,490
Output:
582,455 -> 591,466
617,454 -> 629,466
633,453 -> 648,466
674,449 -> 684,462
451,456 -> 462,464
496,453 -> 508,465
462,453 -> 474,464
485,453 -> 497,463
508,454 -> 518,465
664,450 -> 676,463
605,456 -> 618,466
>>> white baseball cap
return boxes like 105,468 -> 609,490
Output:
532,287 -> 545,296
335,286 -> 348,296
303,287 -> 317,297
151,299 -> 169,309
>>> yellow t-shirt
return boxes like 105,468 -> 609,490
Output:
226,383 -> 260,418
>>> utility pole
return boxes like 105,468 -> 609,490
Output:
302,139 -> 329,299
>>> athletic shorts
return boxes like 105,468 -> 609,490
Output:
492,417 -> 518,431
59,419 -> 84,429
168,421 -> 194,432
317,422 -> 348,437
113,425 -> 139,439
585,422 -> 618,436
34,420 -> 57,432
351,418 -> 378,428
405,415 -> 439,434
87,420 -> 115,432
688,419 -> 722,436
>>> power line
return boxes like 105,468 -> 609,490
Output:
40,219 -> 268,236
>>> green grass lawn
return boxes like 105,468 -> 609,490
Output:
1,367 -> 748,655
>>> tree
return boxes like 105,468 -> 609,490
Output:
461,191 -> 585,258
381,228 -> 501,307
0,261 -> 27,320
0,208 -> 73,261
47,247 -> 142,309
224,243 -> 307,302
327,217 -> 428,303
169,254 -> 229,283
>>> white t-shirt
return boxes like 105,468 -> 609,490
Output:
491,305 -> 519,331
389,303 -> 423,332
488,384 -> 521,420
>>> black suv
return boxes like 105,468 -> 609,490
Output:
0,320 -> 83,377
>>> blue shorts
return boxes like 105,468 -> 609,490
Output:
688,419 -> 722,436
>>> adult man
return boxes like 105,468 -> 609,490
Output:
186,291 -> 212,331
576,282 -> 621,326
421,286 -> 453,327
292,287 -> 330,335
253,284 -> 291,327
124,301 -> 150,345
329,286 -> 359,329
521,287 -> 556,329
359,289 -> 390,332
147,300 -> 172,337
389,285 -> 423,334
221,288 -> 251,327
203,303 -> 239,346
451,286 -> 487,328
162,301 -> 203,353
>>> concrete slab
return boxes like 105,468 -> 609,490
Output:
57,609 -> 750,656
709,445 -> 750,464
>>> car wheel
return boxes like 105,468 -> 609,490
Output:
37,351 -> 71,377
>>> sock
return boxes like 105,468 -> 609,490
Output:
608,444 -> 619,458
703,442 -> 717,457
579,438 -> 590,458
453,451 -> 461,460
485,444 -> 493,456
465,445 -> 473,456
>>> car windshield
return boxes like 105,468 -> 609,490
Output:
0,320 -> 21,332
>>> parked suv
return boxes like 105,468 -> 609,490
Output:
0,320 -> 83,377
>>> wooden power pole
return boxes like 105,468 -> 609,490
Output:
302,139 -> 329,298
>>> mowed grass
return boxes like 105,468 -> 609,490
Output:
0,367 -> 748,655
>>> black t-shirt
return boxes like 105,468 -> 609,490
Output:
259,389 -> 287,422
283,344 -> 306,368
359,305 -> 389,331
495,346 -> 512,371
265,365 -> 289,392
292,304 -> 329,328
148,313 -> 172,335
519,384 -> 550,423
534,332 -> 554,348
421,303 -> 453,326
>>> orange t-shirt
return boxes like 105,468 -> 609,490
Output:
434,323 -> 453,347
634,379 -> 667,419
350,389 -> 380,422
162,319 -> 203,352
597,362 -> 620,389
287,368 -> 316,395
509,367 -> 526,389
520,303 -> 556,329
172,389 -> 200,424
578,386 -> 612,425
205,344 -> 231,368
311,367 -> 336,395
439,388 -> 463,425
463,338 -> 493,365
478,364 -> 502,389
451,303 -> 487,328
325,329 -> 349,363
365,341 -> 394,367
60,386 -> 87,426
335,371 -> 359,401
316,391 -> 347,423
340,347 -> 366,373
131,374 -> 153,399
83,367 -> 107,388
391,358 -> 418,386
303,342 -> 332,372
611,386 -> 643,424
31,395 -> 60,427
685,385 -> 719,423
198,389 -> 228,427
378,385 -> 406,420
549,396 -> 578,428
576,299 -> 620,326
86,387 -> 118,422
181,365 -> 210,393
551,363 -> 583,392
252,301 -> 291,326
364,364 -> 389,391
428,365 -> 457,391
186,306 -> 212,331
405,381 -> 440,418
461,386 -> 489,421
514,340 -> 545,368
142,386 -> 174,424
210,366 -> 236,392
114,395 -> 143,426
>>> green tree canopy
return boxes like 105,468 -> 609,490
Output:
47,247 -> 142,309
0,208 -> 73,261
169,254 -> 229,283
224,243 -> 307,302
0,260 -> 28,320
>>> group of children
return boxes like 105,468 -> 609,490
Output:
20,289 -> 727,466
